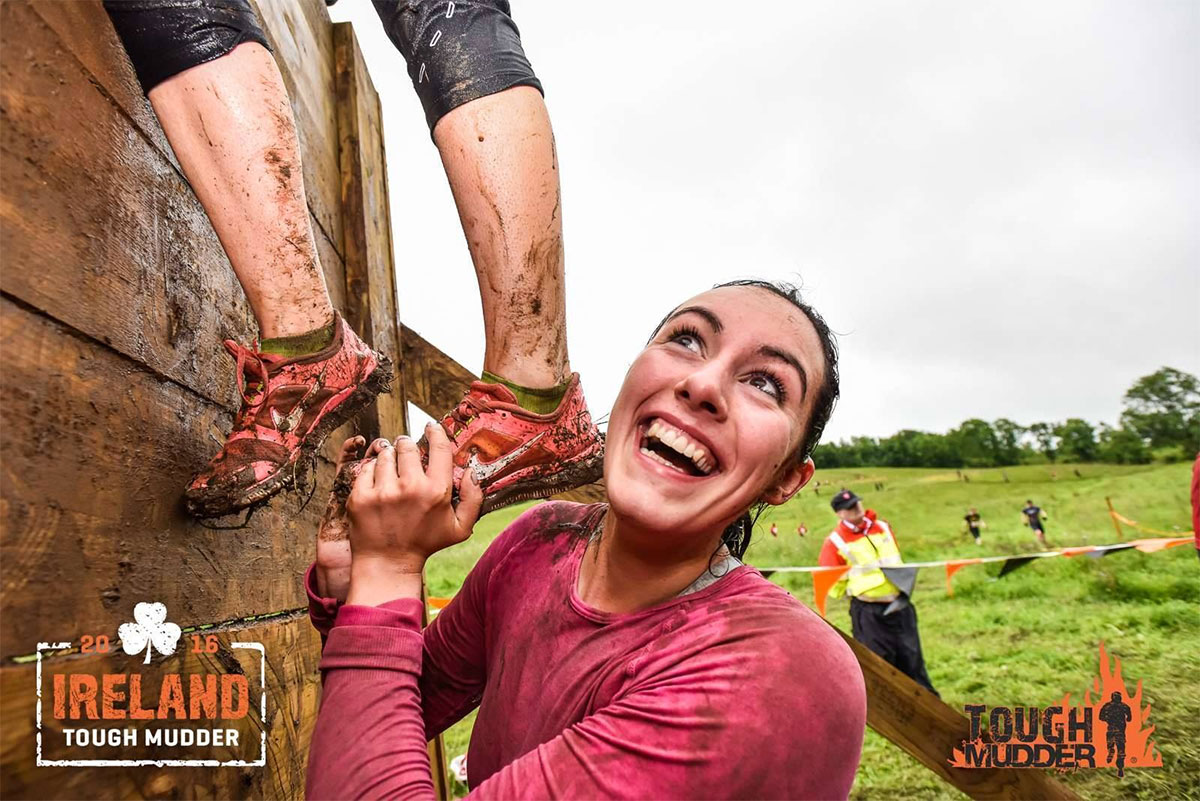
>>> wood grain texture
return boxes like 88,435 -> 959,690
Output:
401,325 -> 480,420
0,614 -> 321,800
334,23 -> 409,441
833,629 -> 1080,800
0,298 -> 322,660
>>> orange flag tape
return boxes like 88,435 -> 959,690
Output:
1131,537 -> 1194,554
812,566 -> 851,617
944,559 -> 981,596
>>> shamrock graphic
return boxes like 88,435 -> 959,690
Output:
118,602 -> 182,664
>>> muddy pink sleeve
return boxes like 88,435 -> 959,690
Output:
304,558 -> 496,743
307,600 -> 435,801
306,516 -> 531,765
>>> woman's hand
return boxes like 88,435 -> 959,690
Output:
344,423 -> 482,606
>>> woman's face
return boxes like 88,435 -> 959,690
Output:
604,286 -> 823,542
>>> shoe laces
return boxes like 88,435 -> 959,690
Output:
441,384 -> 496,439
224,339 -> 272,410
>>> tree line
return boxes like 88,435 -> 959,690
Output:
813,367 -> 1200,468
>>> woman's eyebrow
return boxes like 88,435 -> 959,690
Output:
759,345 -> 809,400
667,305 -> 723,333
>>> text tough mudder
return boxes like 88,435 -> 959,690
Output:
958,704 -> 1097,769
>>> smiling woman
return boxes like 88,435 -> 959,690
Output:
627,279 -> 842,563
304,280 -> 867,800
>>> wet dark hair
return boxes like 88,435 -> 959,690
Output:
649,279 -> 840,560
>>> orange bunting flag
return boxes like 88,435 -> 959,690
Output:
1059,546 -> 1096,558
812,566 -> 851,617
944,559 -> 981,596
1132,537 -> 1194,553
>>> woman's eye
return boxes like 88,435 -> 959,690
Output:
747,373 -> 784,399
670,332 -> 702,352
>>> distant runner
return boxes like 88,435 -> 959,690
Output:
962,508 -> 985,545
1021,500 -> 1049,546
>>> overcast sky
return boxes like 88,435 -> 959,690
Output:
330,1 -> 1198,442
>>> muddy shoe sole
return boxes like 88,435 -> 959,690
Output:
477,447 -> 605,516
329,440 -> 605,518
185,356 -> 394,519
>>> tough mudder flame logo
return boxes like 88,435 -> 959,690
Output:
949,642 -> 1162,775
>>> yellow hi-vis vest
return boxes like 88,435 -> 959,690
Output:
827,520 -> 903,600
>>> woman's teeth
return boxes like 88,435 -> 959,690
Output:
643,419 -> 714,475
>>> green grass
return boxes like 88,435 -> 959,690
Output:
425,462 -> 1200,800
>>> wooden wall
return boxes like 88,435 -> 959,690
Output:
0,1 -> 406,797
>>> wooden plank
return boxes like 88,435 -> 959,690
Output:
0,298 -> 329,660
27,0 -> 174,166
331,21 -> 441,795
401,325 -> 480,420
0,613 -> 320,800
832,629 -> 1079,801
333,23 -> 408,441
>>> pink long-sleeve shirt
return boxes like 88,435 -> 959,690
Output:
306,502 -> 866,800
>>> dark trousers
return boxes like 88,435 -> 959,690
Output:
850,598 -> 938,695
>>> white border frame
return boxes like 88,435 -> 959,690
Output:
36,641 -> 267,767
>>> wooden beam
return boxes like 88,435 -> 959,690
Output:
832,629 -> 1079,800
1105,497 -> 1124,539
333,23 -> 408,442
400,325 -> 479,420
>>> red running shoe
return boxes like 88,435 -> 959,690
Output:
431,374 -> 604,514
185,312 -> 392,518
333,374 -> 604,517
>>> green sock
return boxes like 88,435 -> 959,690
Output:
482,370 -> 569,415
260,317 -> 337,358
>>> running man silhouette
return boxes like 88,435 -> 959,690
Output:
1098,691 -> 1132,777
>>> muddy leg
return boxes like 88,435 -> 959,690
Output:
433,86 -> 569,388
147,43 -> 334,339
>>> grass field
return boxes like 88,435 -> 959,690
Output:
425,461 -> 1199,800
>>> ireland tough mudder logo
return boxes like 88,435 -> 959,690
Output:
950,642 -> 1162,775
35,602 -> 266,767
